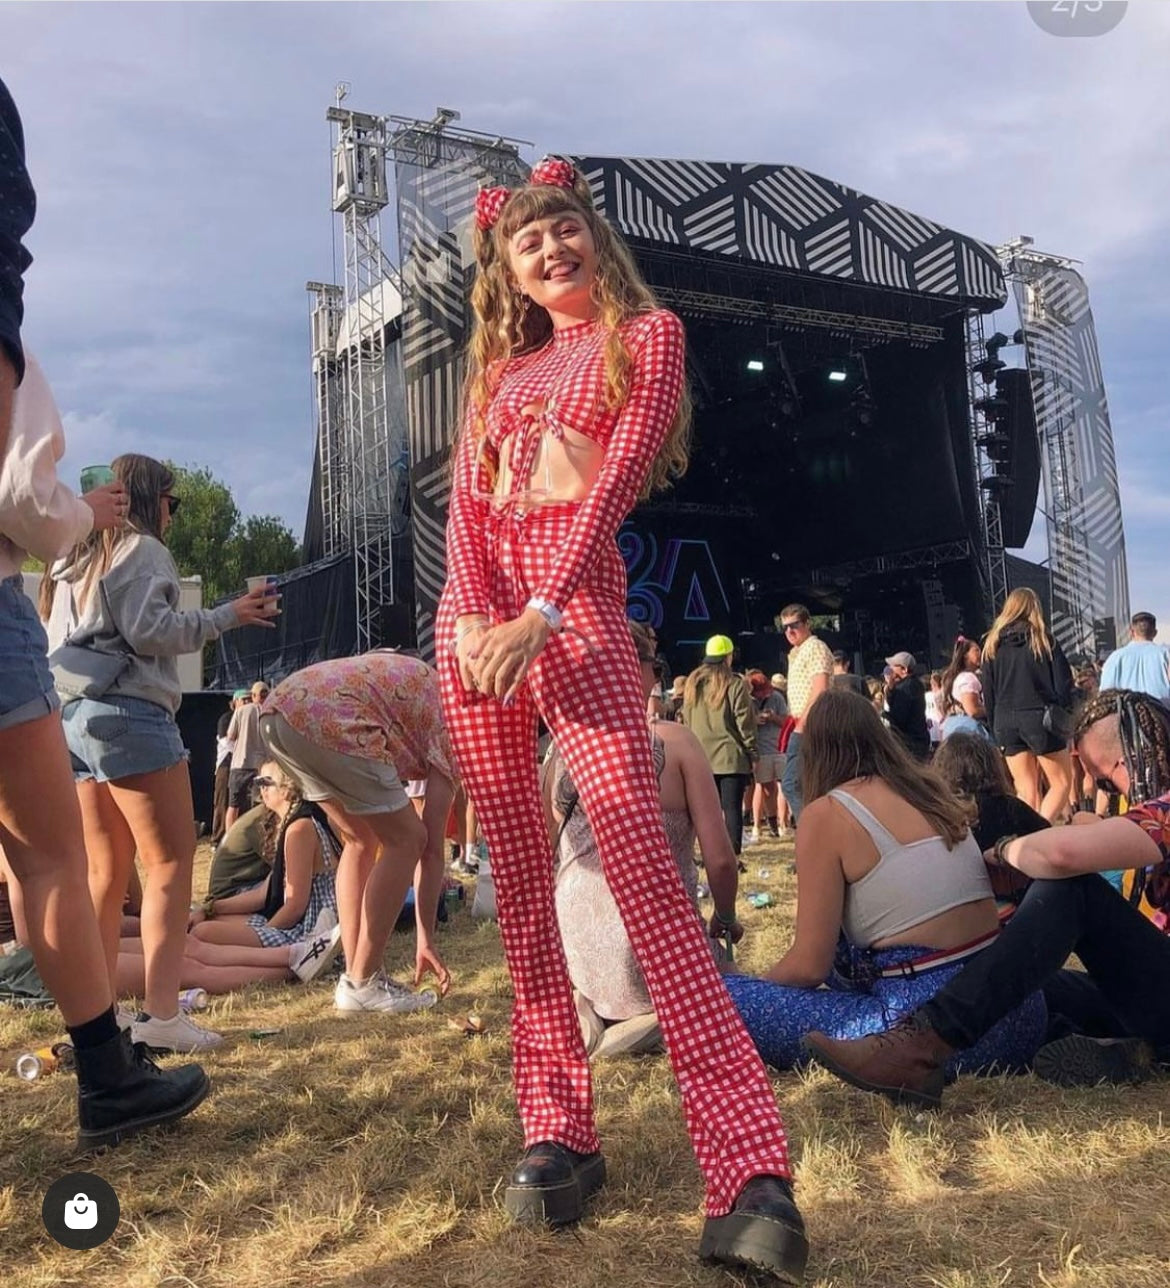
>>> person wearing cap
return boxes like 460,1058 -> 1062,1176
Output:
885,652 -> 930,761
224,679 -> 270,833
778,604 -> 834,825
211,689 -> 249,844
681,635 -> 757,855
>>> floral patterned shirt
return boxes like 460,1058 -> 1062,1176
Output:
262,652 -> 457,786
1124,794 -> 1170,915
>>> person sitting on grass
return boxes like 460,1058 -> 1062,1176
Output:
722,689 -> 1047,1076
185,760 -> 340,957
116,760 -> 342,997
258,650 -> 457,1015
932,732 -> 1050,853
204,801 -> 270,901
803,688 -> 1170,1104
547,621 -> 743,1059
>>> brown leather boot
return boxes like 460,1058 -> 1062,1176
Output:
801,1014 -> 956,1109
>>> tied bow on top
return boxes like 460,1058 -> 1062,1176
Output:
475,157 -> 579,232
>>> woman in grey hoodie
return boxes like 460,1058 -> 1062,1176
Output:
42,452 -> 277,1054
0,352 -> 208,1147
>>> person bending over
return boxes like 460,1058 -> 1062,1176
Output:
548,621 -> 743,1059
436,157 -> 805,1281
259,650 -> 456,1015
804,688 -> 1170,1103
723,690 -> 1045,1080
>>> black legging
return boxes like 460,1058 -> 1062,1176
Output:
713,773 -> 751,856
921,874 -> 1170,1058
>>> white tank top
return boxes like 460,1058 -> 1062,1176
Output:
830,788 -> 992,947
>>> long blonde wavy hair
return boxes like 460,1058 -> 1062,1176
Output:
460,167 -> 691,499
982,587 -> 1053,662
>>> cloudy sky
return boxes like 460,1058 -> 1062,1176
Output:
4,1 -> 1168,631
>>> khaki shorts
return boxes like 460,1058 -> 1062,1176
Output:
753,753 -> 786,785
258,711 -> 408,816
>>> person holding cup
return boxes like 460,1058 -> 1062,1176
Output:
38,453 -> 279,1054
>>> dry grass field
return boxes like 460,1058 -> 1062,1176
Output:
3,834 -> 1170,1288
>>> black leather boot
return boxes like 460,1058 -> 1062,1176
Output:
75,1029 -> 211,1150
699,1175 -> 809,1284
503,1141 -> 606,1227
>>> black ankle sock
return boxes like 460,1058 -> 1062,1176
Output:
67,1006 -> 119,1051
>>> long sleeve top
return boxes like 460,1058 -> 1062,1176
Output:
681,673 -> 758,775
53,533 -> 237,714
443,309 -> 685,620
0,351 -> 94,580
983,624 -> 1073,731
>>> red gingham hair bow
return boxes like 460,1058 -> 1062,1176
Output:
473,156 -> 579,232
474,187 -> 510,232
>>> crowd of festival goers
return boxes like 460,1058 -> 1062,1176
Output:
4,75 -> 1169,1285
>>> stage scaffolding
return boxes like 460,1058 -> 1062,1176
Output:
999,239 -> 1129,656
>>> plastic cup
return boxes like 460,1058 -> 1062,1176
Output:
246,575 -> 281,617
80,465 -> 115,494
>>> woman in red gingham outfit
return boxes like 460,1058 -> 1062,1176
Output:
436,159 -> 808,1283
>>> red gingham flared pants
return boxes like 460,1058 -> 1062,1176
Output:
437,505 -> 792,1216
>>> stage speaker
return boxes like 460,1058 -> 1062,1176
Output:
992,368 -> 1041,548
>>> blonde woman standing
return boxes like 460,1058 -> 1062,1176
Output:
981,588 -> 1074,821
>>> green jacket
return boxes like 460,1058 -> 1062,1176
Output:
681,674 -> 757,774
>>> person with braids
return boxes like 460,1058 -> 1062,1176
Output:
981,587 -> 1074,820
437,157 -> 807,1283
803,688 -> 1170,1104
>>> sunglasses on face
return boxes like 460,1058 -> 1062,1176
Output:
162,493 -> 181,516
253,776 -> 277,790
781,622 -> 803,633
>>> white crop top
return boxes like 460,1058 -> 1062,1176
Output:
831,788 -> 992,947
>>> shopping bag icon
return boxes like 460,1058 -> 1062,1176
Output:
63,1193 -> 98,1229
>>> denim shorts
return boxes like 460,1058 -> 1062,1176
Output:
62,693 -> 189,783
0,574 -> 60,732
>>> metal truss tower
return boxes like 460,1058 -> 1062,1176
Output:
386,112 -> 531,656
998,239 -> 1126,656
305,281 -> 346,557
964,312 -> 1010,616
326,91 -> 405,652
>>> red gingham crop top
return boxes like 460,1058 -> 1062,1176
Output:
444,308 -> 685,619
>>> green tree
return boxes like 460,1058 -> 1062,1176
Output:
165,463 -> 300,605
228,515 -> 301,591
165,465 -> 240,605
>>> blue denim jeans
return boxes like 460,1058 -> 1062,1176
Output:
780,730 -> 803,824
0,574 -> 58,731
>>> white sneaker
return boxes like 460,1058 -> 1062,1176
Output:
334,971 -> 438,1015
744,828 -> 761,846
308,906 -> 338,937
290,922 -> 344,983
115,1004 -> 136,1032
132,1010 -> 224,1053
